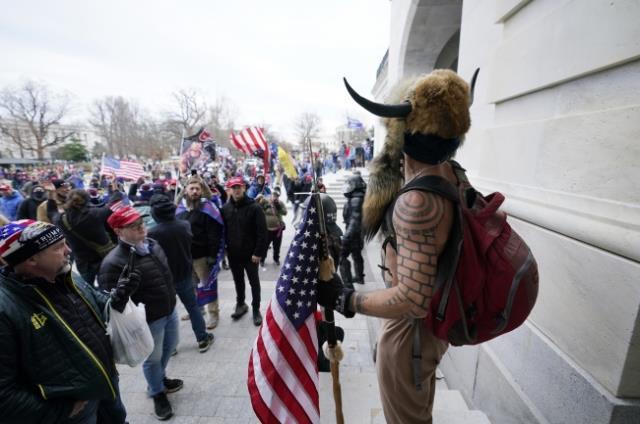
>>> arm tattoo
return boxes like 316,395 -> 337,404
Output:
353,292 -> 368,314
392,190 -> 444,315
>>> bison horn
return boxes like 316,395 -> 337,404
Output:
343,77 -> 412,118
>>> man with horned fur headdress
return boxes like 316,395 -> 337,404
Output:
317,69 -> 477,423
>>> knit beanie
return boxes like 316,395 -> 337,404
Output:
149,194 -> 176,223
0,220 -> 65,266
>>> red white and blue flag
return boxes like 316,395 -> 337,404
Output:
230,127 -> 271,173
100,156 -> 145,180
248,204 -> 320,424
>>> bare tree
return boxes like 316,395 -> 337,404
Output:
0,81 -> 74,159
90,96 -> 144,157
206,95 -> 238,146
293,112 -> 322,145
165,88 -> 208,139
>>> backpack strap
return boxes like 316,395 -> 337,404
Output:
398,175 -> 460,203
393,173 -> 466,386
61,213 -> 115,258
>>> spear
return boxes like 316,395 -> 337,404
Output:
306,137 -> 345,424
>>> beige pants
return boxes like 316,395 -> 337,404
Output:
376,318 -> 448,424
192,257 -> 219,316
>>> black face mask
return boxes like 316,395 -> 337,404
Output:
403,132 -> 461,165
31,190 -> 46,201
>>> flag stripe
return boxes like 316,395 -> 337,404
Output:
250,343 -> 298,424
256,332 -> 314,424
270,300 -> 319,383
232,132 -> 252,154
241,128 -> 262,152
100,156 -> 145,180
264,306 -> 319,408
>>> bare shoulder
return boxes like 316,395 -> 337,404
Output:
392,190 -> 445,233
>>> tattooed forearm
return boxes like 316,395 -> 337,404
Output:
353,292 -> 368,314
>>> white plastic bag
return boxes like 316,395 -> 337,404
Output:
105,299 -> 154,367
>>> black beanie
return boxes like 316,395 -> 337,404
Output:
149,194 -> 176,223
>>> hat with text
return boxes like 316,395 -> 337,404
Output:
0,220 -> 65,266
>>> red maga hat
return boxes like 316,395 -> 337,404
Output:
225,176 -> 245,189
107,206 -> 147,229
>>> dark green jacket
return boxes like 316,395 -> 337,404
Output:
0,270 -> 117,423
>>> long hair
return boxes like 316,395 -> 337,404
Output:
64,189 -> 90,211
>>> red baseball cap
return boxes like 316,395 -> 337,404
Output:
107,206 -> 147,229
225,176 -> 245,189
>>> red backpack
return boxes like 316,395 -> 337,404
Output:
388,161 -> 539,346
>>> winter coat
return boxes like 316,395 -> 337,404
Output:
147,219 -> 193,283
343,190 -> 365,241
97,239 -> 176,322
260,197 -> 287,231
221,195 -> 268,260
0,190 -> 23,220
0,270 -> 117,423
58,206 -> 114,273
176,204 -> 223,260
17,197 -> 42,220
36,196 -> 65,224
247,182 -> 272,199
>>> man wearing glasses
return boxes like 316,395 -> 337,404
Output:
98,206 -> 180,421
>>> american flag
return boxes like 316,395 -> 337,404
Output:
230,126 -> 267,155
230,127 -> 271,173
248,203 -> 320,424
100,156 -> 145,180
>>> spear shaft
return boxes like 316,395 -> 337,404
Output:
306,138 -> 344,424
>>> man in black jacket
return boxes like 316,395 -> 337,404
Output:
0,220 -> 127,423
98,206 -> 180,421
148,194 -> 214,353
58,189 -> 114,285
221,176 -> 268,326
340,173 -> 367,285
176,176 -> 224,330
16,184 -> 46,220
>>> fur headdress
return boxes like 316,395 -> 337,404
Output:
344,69 -> 478,240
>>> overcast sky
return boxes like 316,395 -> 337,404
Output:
0,0 -> 390,143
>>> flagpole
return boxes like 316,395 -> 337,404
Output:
175,129 -> 185,203
307,136 -> 345,424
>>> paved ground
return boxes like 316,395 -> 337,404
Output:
119,192 -> 380,423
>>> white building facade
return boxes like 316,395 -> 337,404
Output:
371,1 -> 640,422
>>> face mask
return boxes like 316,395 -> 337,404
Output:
32,190 -> 46,201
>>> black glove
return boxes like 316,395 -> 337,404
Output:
110,267 -> 142,313
317,274 -> 355,318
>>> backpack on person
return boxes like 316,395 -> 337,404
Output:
387,160 -> 539,346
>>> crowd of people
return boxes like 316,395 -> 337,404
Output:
0,145 -> 371,422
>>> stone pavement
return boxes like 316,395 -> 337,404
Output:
118,191 -> 380,423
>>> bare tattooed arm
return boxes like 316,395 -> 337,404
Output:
349,190 -> 445,319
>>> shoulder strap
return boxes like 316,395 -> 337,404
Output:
398,175 -> 460,203
61,213 -> 115,257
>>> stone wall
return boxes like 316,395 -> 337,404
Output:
373,0 -> 640,422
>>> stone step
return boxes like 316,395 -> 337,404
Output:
320,369 -> 486,423
371,409 -> 492,424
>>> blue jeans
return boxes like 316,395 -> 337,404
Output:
175,276 -> 208,342
143,309 -> 179,397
